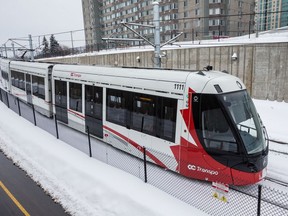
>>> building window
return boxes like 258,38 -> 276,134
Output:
184,11 -> 188,18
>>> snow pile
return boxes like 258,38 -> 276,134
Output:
0,102 -> 207,216
254,99 -> 288,144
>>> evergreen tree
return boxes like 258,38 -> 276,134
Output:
41,36 -> 49,55
49,34 -> 61,55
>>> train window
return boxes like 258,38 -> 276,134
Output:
200,94 -> 238,153
106,89 -> 129,127
1,70 -> 8,81
69,82 -> 82,112
158,97 -> 177,142
131,94 -> 157,136
85,85 -> 102,119
106,89 -> 177,143
11,70 -> 25,91
32,76 -> 45,100
220,91 -> 266,154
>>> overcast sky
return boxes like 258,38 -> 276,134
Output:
0,0 -> 84,49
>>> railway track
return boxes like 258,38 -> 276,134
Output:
268,139 -> 288,155
269,139 -> 288,145
265,177 -> 288,187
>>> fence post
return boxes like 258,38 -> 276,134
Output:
257,184 -> 262,216
32,104 -> 37,126
54,114 -> 59,139
17,98 -> 21,116
143,147 -> 147,183
87,126 -> 92,157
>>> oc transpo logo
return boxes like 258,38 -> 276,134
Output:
187,164 -> 219,176
70,72 -> 81,77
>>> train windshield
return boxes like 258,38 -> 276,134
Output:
219,91 -> 266,155
201,94 -> 238,153
200,91 -> 266,155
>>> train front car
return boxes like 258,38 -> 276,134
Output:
175,70 -> 268,185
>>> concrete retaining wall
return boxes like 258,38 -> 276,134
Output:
45,42 -> 288,102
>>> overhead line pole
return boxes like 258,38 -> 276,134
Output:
29,34 -> 34,61
153,1 -> 161,69
4,44 -> 8,58
105,1 -> 182,69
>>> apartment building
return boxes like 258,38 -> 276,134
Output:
256,0 -> 288,31
82,0 -> 255,47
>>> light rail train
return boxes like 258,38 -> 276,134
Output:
0,58 -> 269,185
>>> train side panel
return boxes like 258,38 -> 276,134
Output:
10,61 -> 53,117
0,58 -> 12,92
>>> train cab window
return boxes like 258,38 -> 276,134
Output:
200,95 -> 238,153
106,89 -> 129,127
32,76 -> 45,100
69,82 -> 82,112
131,94 -> 156,136
220,91 -> 266,154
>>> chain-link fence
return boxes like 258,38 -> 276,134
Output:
0,89 -> 288,216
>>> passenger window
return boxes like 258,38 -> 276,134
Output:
106,89 -> 128,127
32,76 -> 45,99
131,94 -> 156,136
69,82 -> 82,112
11,70 -> 25,91
85,85 -> 102,119
106,89 -> 177,143
158,97 -> 177,142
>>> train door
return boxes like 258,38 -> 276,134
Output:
85,85 -> 103,138
55,80 -> 68,124
26,74 -> 32,104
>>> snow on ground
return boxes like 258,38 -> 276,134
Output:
254,99 -> 288,144
44,27 -> 288,60
254,99 -> 288,185
0,98 -> 287,215
0,102 -> 208,216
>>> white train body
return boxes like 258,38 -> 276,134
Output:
0,59 -> 268,185
9,61 -> 53,117
0,58 -> 11,92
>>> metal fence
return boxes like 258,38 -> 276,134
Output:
1,89 -> 287,216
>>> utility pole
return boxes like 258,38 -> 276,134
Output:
11,42 -> 16,59
70,31 -> 74,54
256,0 -> 260,38
29,34 -> 34,61
4,44 -> 8,58
153,1 -> 161,69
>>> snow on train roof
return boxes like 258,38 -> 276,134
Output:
10,60 -> 53,70
9,60 -> 53,75
52,64 -> 237,96
52,64 -> 230,83
53,64 -> 192,83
